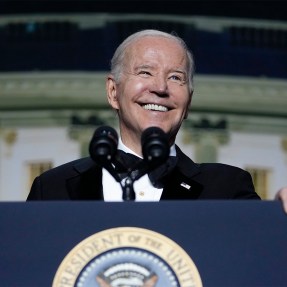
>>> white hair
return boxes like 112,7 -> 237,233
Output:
110,29 -> 195,92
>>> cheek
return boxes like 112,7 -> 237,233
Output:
130,82 -> 147,97
173,89 -> 190,106
122,79 -> 148,97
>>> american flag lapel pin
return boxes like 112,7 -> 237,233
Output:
180,182 -> 191,190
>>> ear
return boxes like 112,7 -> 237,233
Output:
106,75 -> 119,110
184,91 -> 193,119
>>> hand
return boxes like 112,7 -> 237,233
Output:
275,187 -> 287,214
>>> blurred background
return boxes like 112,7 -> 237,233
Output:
0,0 -> 286,200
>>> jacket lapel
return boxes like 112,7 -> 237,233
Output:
66,157 -> 103,200
65,147 -> 202,201
161,146 -> 203,200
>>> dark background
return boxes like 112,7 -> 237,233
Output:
1,0 -> 286,78
1,0 -> 286,21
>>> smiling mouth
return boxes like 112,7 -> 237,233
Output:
142,104 -> 169,112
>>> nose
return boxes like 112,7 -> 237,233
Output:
150,74 -> 168,97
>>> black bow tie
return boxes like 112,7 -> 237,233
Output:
113,150 -> 177,188
113,150 -> 141,173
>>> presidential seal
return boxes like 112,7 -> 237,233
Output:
53,227 -> 202,287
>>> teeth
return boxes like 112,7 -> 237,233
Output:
142,104 -> 168,112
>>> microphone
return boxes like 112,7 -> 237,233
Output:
127,126 -> 169,182
88,125 -> 170,201
120,127 -> 169,201
141,127 -> 170,169
89,125 -> 118,166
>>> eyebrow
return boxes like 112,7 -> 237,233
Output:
134,65 -> 187,78
134,64 -> 154,71
173,69 -> 186,75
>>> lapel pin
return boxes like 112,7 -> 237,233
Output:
180,182 -> 191,190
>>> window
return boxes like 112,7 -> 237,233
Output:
245,167 -> 270,199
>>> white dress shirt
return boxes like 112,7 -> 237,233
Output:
103,138 -> 176,201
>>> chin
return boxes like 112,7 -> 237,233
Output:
142,124 -> 166,132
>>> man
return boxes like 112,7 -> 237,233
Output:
27,29 -> 262,201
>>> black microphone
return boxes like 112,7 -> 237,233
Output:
89,125 -> 118,166
121,127 -> 169,201
88,125 -> 169,201
126,126 -> 169,182
141,127 -> 170,169
141,127 -> 170,168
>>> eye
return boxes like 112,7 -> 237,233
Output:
169,73 -> 187,85
169,74 -> 185,83
170,75 -> 181,81
138,70 -> 152,77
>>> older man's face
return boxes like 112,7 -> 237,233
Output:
107,36 -> 192,151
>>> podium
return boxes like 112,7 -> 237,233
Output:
0,201 -> 287,286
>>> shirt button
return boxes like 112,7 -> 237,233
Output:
139,191 -> 145,196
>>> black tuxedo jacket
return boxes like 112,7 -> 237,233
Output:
27,147 -> 260,200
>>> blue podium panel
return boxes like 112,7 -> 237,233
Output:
0,201 -> 287,286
